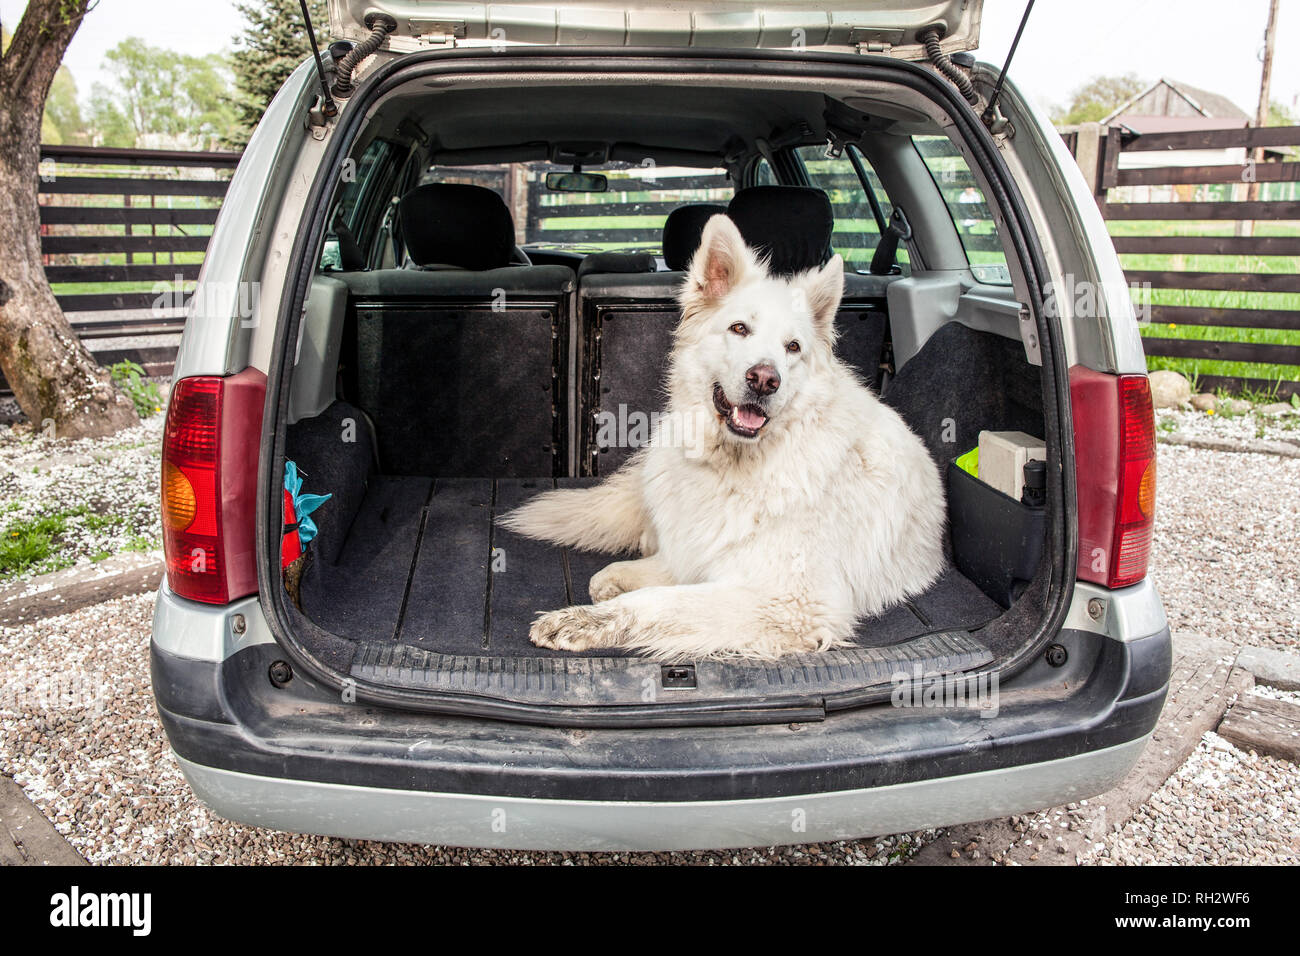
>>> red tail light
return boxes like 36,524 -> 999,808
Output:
1070,368 -> 1156,589
161,370 -> 266,604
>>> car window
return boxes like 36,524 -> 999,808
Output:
320,138 -> 397,270
796,144 -> 904,275
421,161 -> 734,253
912,135 -> 1011,285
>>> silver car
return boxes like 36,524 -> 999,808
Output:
151,0 -> 1169,851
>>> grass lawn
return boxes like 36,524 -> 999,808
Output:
1112,218 -> 1300,390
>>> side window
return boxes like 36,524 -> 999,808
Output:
321,139 -> 396,270
753,157 -> 778,186
796,145 -> 904,275
913,135 -> 1011,285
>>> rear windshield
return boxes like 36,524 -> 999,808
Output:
421,162 -> 734,254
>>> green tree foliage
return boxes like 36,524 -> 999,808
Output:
87,39 -> 238,149
227,0 -> 327,148
1267,99 -> 1297,127
1053,73 -> 1147,127
43,66 -> 87,145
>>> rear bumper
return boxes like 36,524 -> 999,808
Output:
151,583 -> 1170,850
173,738 -> 1148,851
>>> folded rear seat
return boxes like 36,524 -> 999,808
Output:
337,183 -> 575,478
575,204 -> 723,474
578,189 -> 892,475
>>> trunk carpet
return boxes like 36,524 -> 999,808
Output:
299,478 -> 1003,657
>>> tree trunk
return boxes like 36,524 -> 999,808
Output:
0,0 -> 138,439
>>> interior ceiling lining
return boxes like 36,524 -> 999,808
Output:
364,71 -> 951,161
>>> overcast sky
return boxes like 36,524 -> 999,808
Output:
1,0 -> 1296,117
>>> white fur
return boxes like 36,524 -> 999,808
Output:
500,214 -> 945,660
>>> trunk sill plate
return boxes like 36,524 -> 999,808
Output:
350,631 -> 993,709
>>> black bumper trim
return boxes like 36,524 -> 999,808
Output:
152,628 -> 1169,804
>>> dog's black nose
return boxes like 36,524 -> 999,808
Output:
746,364 -> 781,396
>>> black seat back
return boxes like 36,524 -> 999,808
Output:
661,203 -> 727,271
338,184 -> 575,478
576,189 -> 893,475
577,251 -> 657,278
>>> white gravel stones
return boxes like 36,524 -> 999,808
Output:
1148,443 -> 1300,653
1081,727 -> 1300,865
1157,406 -> 1300,447
0,414 -> 164,586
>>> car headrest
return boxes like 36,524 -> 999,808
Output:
399,183 -> 517,270
661,203 -> 728,271
577,251 -> 658,279
727,186 -> 833,276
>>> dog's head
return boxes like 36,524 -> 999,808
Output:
673,214 -> 844,444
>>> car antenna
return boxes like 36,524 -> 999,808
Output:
299,0 -> 338,119
982,0 -> 1035,130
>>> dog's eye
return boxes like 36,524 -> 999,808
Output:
729,323 -> 750,336
786,340 -> 801,354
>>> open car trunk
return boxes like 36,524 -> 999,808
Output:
279,291 -> 1049,719
265,51 -> 1066,726
286,460 -> 1002,707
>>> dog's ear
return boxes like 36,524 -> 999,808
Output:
684,214 -> 756,305
794,254 -> 845,346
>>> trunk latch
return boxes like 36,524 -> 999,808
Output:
661,664 -> 697,689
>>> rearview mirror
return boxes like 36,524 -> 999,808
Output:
546,171 -> 607,193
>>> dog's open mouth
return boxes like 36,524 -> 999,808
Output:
712,384 -> 768,439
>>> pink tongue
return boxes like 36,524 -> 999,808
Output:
732,405 -> 766,430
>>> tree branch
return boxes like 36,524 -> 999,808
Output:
0,0 -> 91,104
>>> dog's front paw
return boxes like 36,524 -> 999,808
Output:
529,606 -> 617,652
771,628 -> 845,657
589,565 -> 631,603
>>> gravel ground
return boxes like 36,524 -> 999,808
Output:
0,595 -> 936,864
1157,405 -> 1300,446
0,414 -> 163,586
1081,721 -> 1300,865
1148,442 -> 1300,652
0,429 -> 1296,864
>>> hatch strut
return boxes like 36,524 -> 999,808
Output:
298,0 -> 337,119
982,0 -> 1037,131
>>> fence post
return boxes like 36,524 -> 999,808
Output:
1100,125 -> 1123,200
124,192 -> 133,266
1074,122 -> 1103,203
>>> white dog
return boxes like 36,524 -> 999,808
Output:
502,214 -> 945,659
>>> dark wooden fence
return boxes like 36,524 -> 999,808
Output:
1070,124 -> 1300,398
24,145 -> 240,387
14,134 -> 1300,399
525,170 -> 732,244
